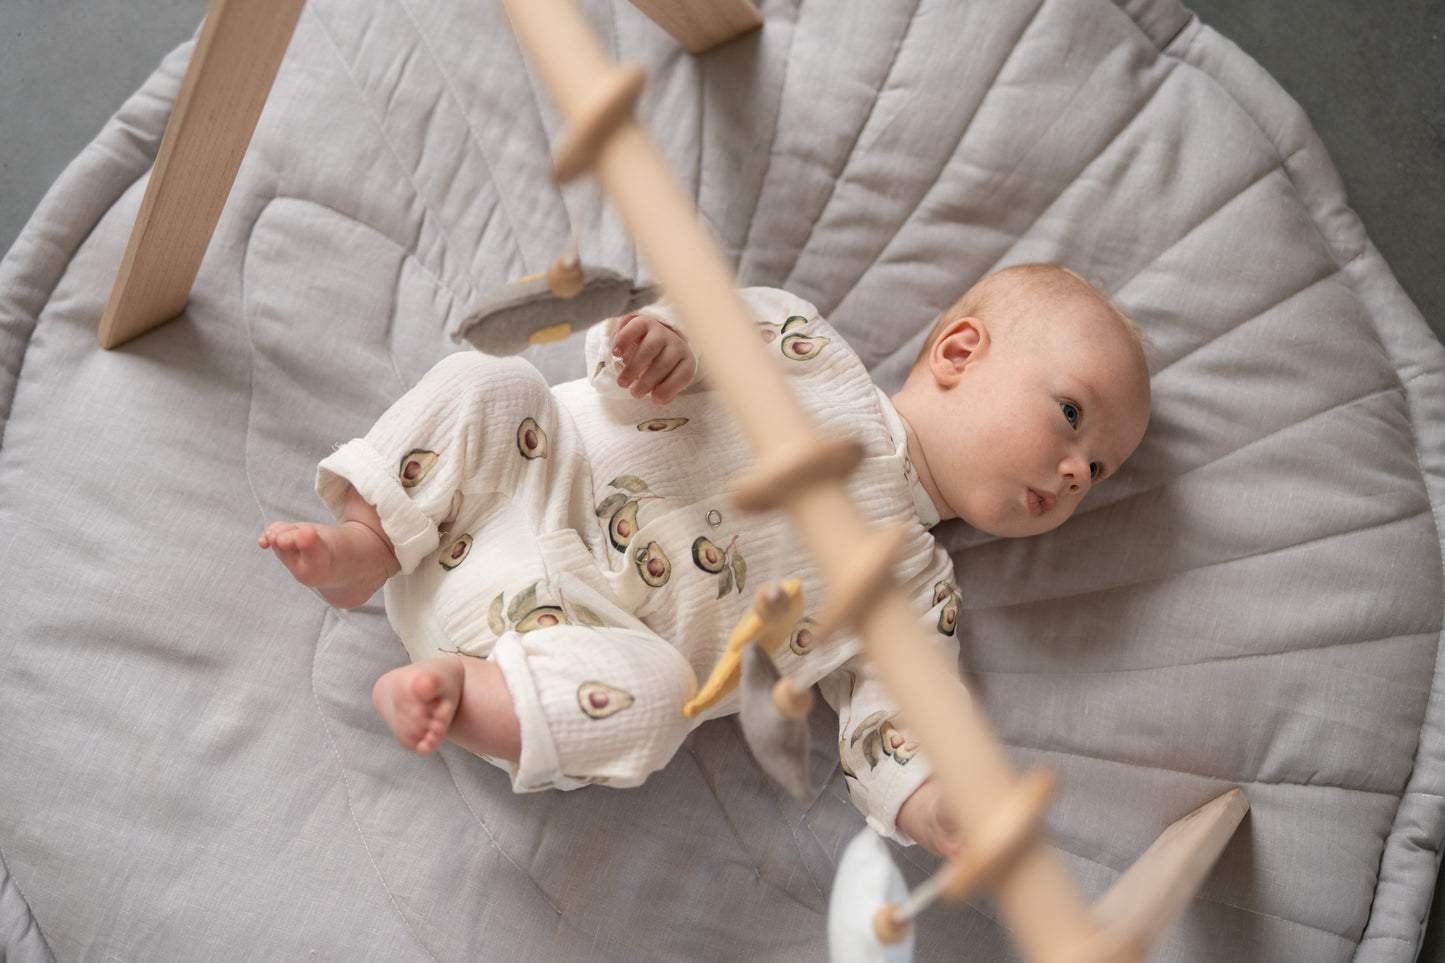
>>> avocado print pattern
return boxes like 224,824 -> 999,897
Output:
781,332 -> 829,361
835,672 -> 919,777
691,532 -> 747,598
439,533 -> 473,570
636,417 -> 688,433
836,670 -> 859,781
399,449 -> 438,488
933,580 -> 962,637
757,313 -> 807,344
878,720 -> 920,763
761,313 -> 830,361
633,541 -> 671,587
596,475 -> 663,553
485,581 -> 607,637
517,417 -> 547,459
578,681 -> 634,719
850,710 -> 918,770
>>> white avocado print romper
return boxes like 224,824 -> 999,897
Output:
315,288 -> 961,839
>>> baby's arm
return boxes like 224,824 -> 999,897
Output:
608,311 -> 697,404
896,778 -> 964,860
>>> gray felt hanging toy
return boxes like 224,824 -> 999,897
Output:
451,257 -> 659,356
739,641 -> 814,801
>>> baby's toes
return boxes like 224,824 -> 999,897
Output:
259,521 -> 292,548
410,705 -> 450,754
407,667 -> 441,707
289,523 -> 323,554
415,720 -> 445,755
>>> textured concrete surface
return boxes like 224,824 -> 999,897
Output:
0,0 -> 210,259
1188,0 -> 1443,341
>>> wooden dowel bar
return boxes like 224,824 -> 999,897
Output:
874,769 -> 1056,946
730,437 -> 864,513
493,2 -> 1102,959
551,64 -> 647,183
809,525 -> 908,645
940,769 -> 1056,902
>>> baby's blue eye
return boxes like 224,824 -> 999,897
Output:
1090,462 -> 1101,480
1060,402 -> 1080,427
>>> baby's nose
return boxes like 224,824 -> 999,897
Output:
1060,453 -> 1090,493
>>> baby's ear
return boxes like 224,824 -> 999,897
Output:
930,316 -> 987,386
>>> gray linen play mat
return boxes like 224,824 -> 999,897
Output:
1,0 -> 1442,959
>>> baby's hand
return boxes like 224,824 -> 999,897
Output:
895,778 -> 964,860
610,312 -> 697,405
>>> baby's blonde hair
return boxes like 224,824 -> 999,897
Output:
913,263 -> 1145,370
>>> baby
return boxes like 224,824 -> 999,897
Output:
260,263 -> 1150,859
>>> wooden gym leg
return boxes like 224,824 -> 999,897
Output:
625,0 -> 762,54
98,0 -> 306,349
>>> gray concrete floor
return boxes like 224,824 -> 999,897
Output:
1,0 -> 1442,957
0,0 -> 210,258
1187,0 -> 1444,345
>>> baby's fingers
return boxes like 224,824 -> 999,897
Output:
614,336 -> 665,393
609,314 -> 653,364
627,339 -> 694,400
648,355 -> 697,404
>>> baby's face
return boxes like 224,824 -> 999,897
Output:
931,294 -> 1150,538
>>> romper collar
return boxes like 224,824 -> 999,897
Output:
875,387 -> 942,530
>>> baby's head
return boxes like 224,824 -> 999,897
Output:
894,263 -> 1151,537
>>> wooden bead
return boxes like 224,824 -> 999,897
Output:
751,582 -> 795,623
771,677 -> 814,720
546,256 -> 586,298
941,769 -> 1056,902
872,904 -> 912,946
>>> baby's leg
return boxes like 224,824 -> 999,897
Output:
259,486 -> 400,608
371,656 -> 520,760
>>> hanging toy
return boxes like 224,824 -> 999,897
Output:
683,580 -> 804,718
829,770 -> 1057,961
738,642 -> 814,800
451,171 -> 658,355
451,262 -> 658,356
828,830 -> 915,963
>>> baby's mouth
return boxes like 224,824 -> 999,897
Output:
1027,488 -> 1058,518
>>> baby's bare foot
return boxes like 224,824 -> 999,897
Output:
258,520 -> 395,608
258,522 -> 332,583
372,659 -> 464,754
